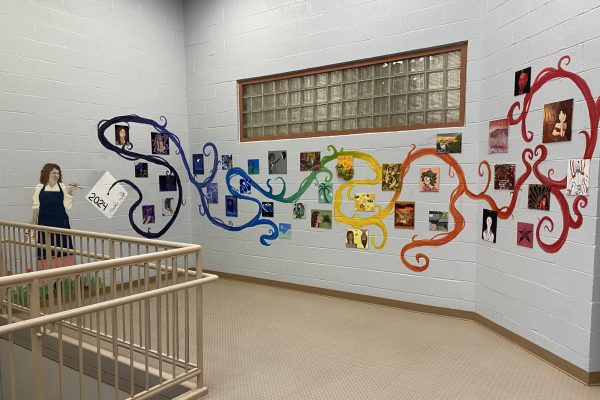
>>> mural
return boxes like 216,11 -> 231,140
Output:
97,56 -> 595,271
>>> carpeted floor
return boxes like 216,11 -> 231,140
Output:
202,278 -> 600,400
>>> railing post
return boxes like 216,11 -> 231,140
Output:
0,226 -> 5,276
29,278 -> 44,400
195,249 -> 204,390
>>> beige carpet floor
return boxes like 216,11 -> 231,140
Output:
202,278 -> 600,400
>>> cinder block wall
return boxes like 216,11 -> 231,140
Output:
0,0 -> 192,242
184,0 -> 600,372
184,0 -> 482,310
476,1 -> 600,372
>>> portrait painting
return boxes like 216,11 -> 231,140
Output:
142,205 -> 155,225
268,150 -> 287,174
566,159 -> 590,196
279,223 -> 292,240
382,163 -> 403,191
240,178 -> 251,194
345,228 -> 368,250
115,125 -> 130,146
528,184 -> 551,211
310,209 -> 332,229
292,202 -> 305,219
300,151 -> 321,171
419,167 -> 440,192
517,222 -> 534,248
394,202 -> 415,229
481,209 -> 497,243
134,162 -> 148,178
542,99 -> 573,143
494,164 -> 516,190
354,193 -> 375,212
162,197 -> 175,216
436,133 -> 462,154
488,118 -> 509,153
514,67 -> 531,96
248,159 -> 260,175
192,154 -> 204,174
225,195 -> 238,217
159,175 -> 176,192
221,154 -> 233,170
428,211 -> 449,232
151,132 -> 169,155
261,202 -> 274,217
206,183 -> 218,204
318,182 -> 333,204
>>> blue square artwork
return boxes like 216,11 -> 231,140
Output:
261,202 -> 274,217
192,154 -> 204,174
279,223 -> 291,239
225,195 -> 238,217
222,154 -> 233,170
240,179 -> 251,194
206,183 -> 218,204
248,159 -> 259,175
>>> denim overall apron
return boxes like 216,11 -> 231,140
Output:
37,184 -> 73,262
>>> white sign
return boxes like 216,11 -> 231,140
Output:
86,171 -> 128,219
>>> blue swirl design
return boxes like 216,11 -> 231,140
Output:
99,115 -> 341,245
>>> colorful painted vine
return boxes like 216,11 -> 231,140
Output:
98,56 -> 595,271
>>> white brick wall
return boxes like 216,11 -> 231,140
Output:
184,0 -> 600,372
0,0 -> 192,242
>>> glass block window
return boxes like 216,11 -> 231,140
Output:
238,43 -> 466,141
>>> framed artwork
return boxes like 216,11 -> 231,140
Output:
240,178 -> 251,194
292,202 -> 305,219
528,184 -> 551,210
382,163 -> 403,191
268,150 -> 287,174
354,193 -> 375,212
159,175 -> 177,191
192,154 -> 204,174
151,132 -> 169,155
488,118 -> 509,153
279,223 -> 291,239
494,164 -> 516,190
436,133 -> 462,154
394,202 -> 415,229
206,183 -> 218,204
221,155 -> 233,170
142,205 -> 155,224
345,228 -> 368,249
310,209 -> 332,229
225,196 -> 238,217
115,125 -> 130,146
162,197 -> 174,216
517,222 -> 534,248
336,155 -> 354,181
261,202 -> 274,217
318,182 -> 333,204
419,167 -> 440,192
134,162 -> 148,178
566,159 -> 590,196
300,152 -> 321,171
514,67 -> 531,96
248,159 -> 260,175
542,99 -> 573,143
428,211 -> 449,232
481,209 -> 497,243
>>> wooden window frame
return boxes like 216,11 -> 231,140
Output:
238,42 -> 467,142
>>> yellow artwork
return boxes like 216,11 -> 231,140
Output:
354,193 -> 375,212
337,155 -> 353,171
